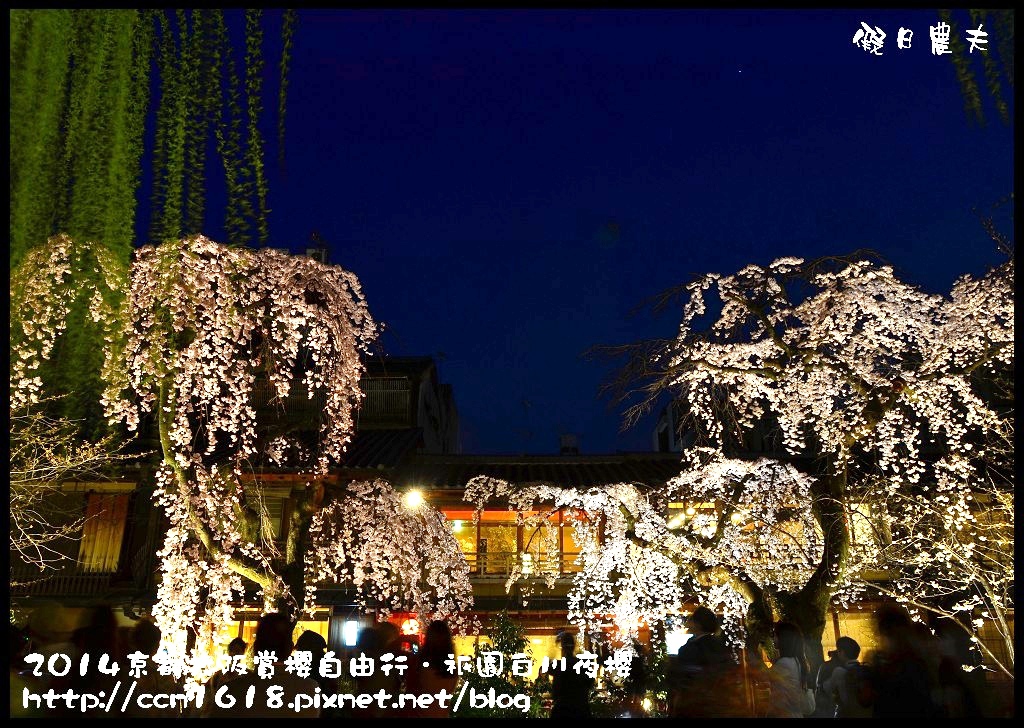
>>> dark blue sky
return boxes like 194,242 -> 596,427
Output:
180,10 -> 1015,455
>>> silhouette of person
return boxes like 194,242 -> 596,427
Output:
404,620 -> 458,717
766,621 -> 813,718
295,630 -> 335,699
353,621 -> 404,718
204,612 -> 320,718
668,606 -> 735,717
549,631 -> 594,719
868,605 -> 941,718
823,636 -> 872,718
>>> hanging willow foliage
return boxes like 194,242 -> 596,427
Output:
151,8 -> 283,246
12,8 -> 296,258
211,9 -> 256,246
151,10 -> 192,244
940,9 -> 1014,127
150,10 -> 180,244
9,10 -> 75,268
9,10 -> 150,436
104,11 -> 153,250
245,9 -> 270,247
182,10 -> 216,236
10,9 -> 298,436
968,10 -> 1008,126
278,9 -> 297,173
994,10 -> 1014,89
64,12 -> 115,245
197,11 -> 221,230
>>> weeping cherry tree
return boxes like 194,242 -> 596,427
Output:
13,234 -> 472,678
471,252 -> 1013,668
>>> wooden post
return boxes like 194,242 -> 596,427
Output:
742,643 -> 755,716
741,617 -> 756,717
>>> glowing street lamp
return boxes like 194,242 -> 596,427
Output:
403,488 -> 425,510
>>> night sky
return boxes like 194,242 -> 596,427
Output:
152,10 -> 1014,455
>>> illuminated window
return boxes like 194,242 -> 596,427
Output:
479,520 -> 517,574
443,510 -> 479,571
562,521 -> 583,573
442,509 -> 591,576
77,493 -> 130,572
520,512 -> 559,574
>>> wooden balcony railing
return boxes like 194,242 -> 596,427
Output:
461,551 -> 581,577
309,551 -> 582,592
11,533 -> 158,598
10,563 -> 116,597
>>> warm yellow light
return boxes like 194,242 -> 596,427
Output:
403,489 -> 425,509
521,552 -> 534,575
730,511 -> 744,524
685,507 -> 696,516
642,697 -> 653,712
452,519 -> 463,532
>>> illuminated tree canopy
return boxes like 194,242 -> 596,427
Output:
11,234 -> 472,676
307,479 -> 474,631
108,233 -> 375,660
474,252 -> 1013,664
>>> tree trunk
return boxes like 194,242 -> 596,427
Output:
743,582 -> 775,667
279,482 -> 321,620
777,586 -> 830,674
779,461 -> 850,675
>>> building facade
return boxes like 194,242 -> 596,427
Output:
11,356 -> 1013,713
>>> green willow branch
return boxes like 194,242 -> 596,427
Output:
277,9 -> 296,172
245,9 -> 270,247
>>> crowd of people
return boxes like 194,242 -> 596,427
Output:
9,606 -> 466,719
10,604 -> 184,717
663,603 -> 994,719
10,602 -> 1002,719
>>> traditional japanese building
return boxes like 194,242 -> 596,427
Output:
11,355 -> 1013,703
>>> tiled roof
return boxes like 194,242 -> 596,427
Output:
388,452 -> 683,489
362,356 -> 435,379
337,428 -> 423,470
